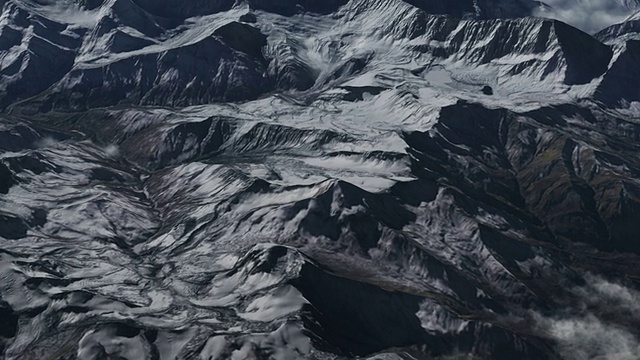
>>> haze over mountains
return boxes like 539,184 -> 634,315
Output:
538,0 -> 640,33
1,0 -> 640,359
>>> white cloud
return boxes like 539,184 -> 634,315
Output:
103,144 -> 120,158
539,315 -> 640,360
535,0 -> 639,33
534,275 -> 640,359
34,136 -> 58,148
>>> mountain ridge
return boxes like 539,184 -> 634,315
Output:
2,0 -> 635,112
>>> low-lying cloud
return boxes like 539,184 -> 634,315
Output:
547,316 -> 640,360
534,275 -> 640,360
535,0 -> 639,34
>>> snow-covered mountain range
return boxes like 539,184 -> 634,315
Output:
1,0 -> 640,359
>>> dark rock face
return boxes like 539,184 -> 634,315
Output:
0,214 -> 28,239
406,101 -> 640,254
0,124 -> 41,152
596,40 -> 640,105
292,263 -> 431,355
5,153 -> 61,175
596,16 -> 640,42
552,21 -> 613,85
268,48 -> 318,91
121,116 -> 234,169
0,163 -> 13,194
0,5 -> 79,108
239,12 -> 258,23
37,36 -> 273,110
0,301 -> 18,341
213,22 -> 268,62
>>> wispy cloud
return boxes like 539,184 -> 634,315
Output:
534,275 -> 640,359
535,0 -> 639,33
545,315 -> 640,360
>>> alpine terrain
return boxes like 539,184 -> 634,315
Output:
1,0 -> 640,359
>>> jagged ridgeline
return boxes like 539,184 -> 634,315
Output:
1,0 -> 640,360
1,0 -> 638,110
